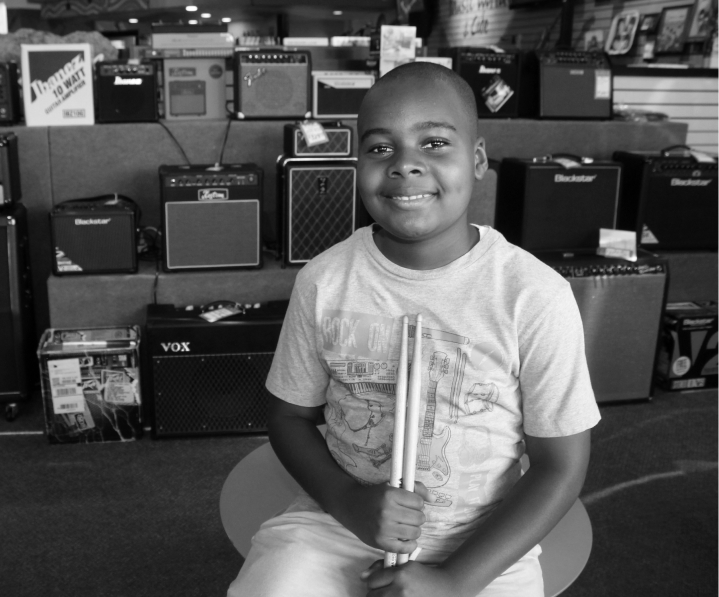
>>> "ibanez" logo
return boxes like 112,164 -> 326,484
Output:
479,65 -> 501,74
114,76 -> 142,85
554,174 -> 597,183
161,342 -> 190,352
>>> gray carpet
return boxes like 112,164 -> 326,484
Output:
0,387 -> 716,597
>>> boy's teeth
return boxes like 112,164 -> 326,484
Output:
392,193 -> 432,201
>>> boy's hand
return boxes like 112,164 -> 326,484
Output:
333,481 -> 435,553
360,560 -> 465,597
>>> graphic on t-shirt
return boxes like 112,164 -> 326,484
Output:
346,399 -> 387,445
353,441 -> 393,469
466,382 -> 499,414
328,360 -> 397,396
409,324 -> 469,345
428,488 -> 454,507
417,351 -> 452,488
449,348 -> 467,423
325,401 -> 359,472
322,310 -> 396,359
473,342 -> 505,373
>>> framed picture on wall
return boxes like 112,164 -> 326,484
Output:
606,10 -> 640,54
655,5 -> 692,53
685,0 -> 716,41
639,13 -> 660,35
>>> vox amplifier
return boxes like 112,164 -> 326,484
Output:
613,148 -> 718,251
0,132 -> 21,207
50,196 -> 138,275
163,57 -> 229,120
160,163 -> 263,272
538,251 -> 668,403
234,50 -> 312,119
283,122 -> 353,157
311,71 -> 374,119
277,157 -> 366,266
495,156 -> 622,252
95,61 -> 158,123
144,300 -> 289,438
0,63 -> 21,124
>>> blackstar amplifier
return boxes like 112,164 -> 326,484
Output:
525,51 -> 612,119
283,122 -> 353,157
538,251 -> 668,403
0,63 -> 21,124
311,71 -> 375,119
50,196 -> 138,275
144,300 -> 289,438
95,61 -> 159,123
277,157 -> 365,266
441,48 -> 532,118
495,156 -> 622,252
0,132 -> 21,207
0,203 -> 35,417
160,163 -> 263,271
234,50 -> 312,120
163,57 -> 229,120
613,147 -> 718,251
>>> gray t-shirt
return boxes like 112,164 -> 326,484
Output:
267,225 -> 600,552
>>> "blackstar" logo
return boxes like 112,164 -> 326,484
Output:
670,178 -> 711,186
161,342 -> 190,352
554,174 -> 597,183
198,188 -> 229,201
75,218 -> 111,225
114,76 -> 142,85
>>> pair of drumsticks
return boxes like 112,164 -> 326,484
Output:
384,314 -> 423,568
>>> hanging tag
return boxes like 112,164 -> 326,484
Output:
594,69 -> 611,99
199,304 -> 243,323
690,150 -> 716,163
554,157 -> 582,169
596,228 -> 637,262
299,121 -> 329,147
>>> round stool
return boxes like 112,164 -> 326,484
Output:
220,441 -> 593,597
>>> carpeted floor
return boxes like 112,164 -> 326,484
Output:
0,387 -> 716,597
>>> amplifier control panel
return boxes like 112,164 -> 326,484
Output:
551,263 -> 666,278
164,173 -> 259,187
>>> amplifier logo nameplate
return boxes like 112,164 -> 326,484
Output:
479,65 -> 501,74
198,188 -> 229,201
114,76 -> 142,85
671,178 -> 712,186
75,218 -> 111,225
161,342 -> 190,353
243,67 -> 266,87
554,174 -> 597,182
317,176 -> 329,195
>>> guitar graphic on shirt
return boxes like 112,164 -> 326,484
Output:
417,351 -> 451,487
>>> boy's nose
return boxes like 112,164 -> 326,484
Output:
388,148 -> 425,178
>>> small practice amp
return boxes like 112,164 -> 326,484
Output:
0,63 -> 21,124
283,122 -> 353,157
277,156 -> 366,266
538,251 -> 668,403
160,163 -> 263,272
495,156 -> 622,252
0,132 -> 21,207
525,51 -> 612,119
144,300 -> 289,438
95,61 -> 159,123
49,196 -> 138,275
311,71 -> 374,119
441,48 -> 531,118
234,50 -> 312,120
613,147 -> 718,251
163,57 -> 229,120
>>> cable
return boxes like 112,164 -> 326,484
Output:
217,115 -> 232,167
158,120 -> 192,165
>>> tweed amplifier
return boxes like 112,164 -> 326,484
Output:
538,251 -> 668,403
234,50 -> 312,119
0,132 -> 21,207
0,63 -> 21,124
50,196 -> 138,275
160,163 -> 263,272
144,300 -> 289,438
283,121 -> 353,157
163,57 -> 229,120
613,147 -> 718,251
495,156 -> 622,252
95,61 -> 158,123
311,71 -> 375,119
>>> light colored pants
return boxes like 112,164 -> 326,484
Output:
227,510 -> 543,597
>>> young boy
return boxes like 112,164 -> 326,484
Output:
227,61 -> 600,597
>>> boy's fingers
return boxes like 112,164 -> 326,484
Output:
413,481 -> 437,503
359,559 -> 384,580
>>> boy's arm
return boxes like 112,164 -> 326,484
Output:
364,428 -> 591,597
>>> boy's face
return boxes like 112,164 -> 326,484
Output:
357,76 -> 486,247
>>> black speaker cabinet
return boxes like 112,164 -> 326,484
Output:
0,63 -> 22,124
613,148 -> 718,251
277,156 -> 365,266
283,122 -> 353,157
311,71 -> 374,119
50,198 -> 138,275
538,251 -> 668,403
144,300 -> 288,438
0,203 -> 35,411
0,132 -> 21,207
495,157 -> 622,252
234,50 -> 312,119
159,164 -> 263,272
95,61 -> 159,123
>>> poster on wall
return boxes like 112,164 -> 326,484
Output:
20,43 -> 95,127
606,11 -> 640,55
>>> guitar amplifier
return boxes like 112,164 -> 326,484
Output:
538,251 -> 668,403
525,51 -> 612,119
159,163 -> 263,272
277,156 -> 366,266
163,57 -> 229,120
144,300 -> 289,438
0,63 -> 21,124
234,50 -> 312,119
495,156 -> 622,252
49,196 -> 138,275
311,71 -> 374,119
441,47 -> 532,118
0,132 -> 21,207
613,148 -> 718,251
95,61 -> 159,123
283,122 -> 353,157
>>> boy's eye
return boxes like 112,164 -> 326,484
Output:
369,144 -> 393,155
422,139 -> 448,150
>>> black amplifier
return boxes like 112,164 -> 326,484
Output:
0,63 -> 21,124
95,61 -> 159,123
283,121 -> 353,157
144,300 -> 289,438
525,51 -> 612,119
49,196 -> 138,275
441,47 -> 531,118
538,251 -> 668,403
0,132 -> 21,207
613,147 -> 718,251
495,156 -> 622,252
159,163 -> 263,272
311,71 -> 375,119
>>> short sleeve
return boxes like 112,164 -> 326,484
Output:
519,284 -> 601,437
265,279 -> 329,407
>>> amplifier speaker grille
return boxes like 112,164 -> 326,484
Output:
236,60 -> 310,118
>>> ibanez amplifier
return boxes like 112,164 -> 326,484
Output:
95,61 -> 158,123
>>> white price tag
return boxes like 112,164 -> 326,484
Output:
48,358 -> 84,414
595,69 -> 611,99
299,121 -> 329,147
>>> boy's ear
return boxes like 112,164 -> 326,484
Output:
474,136 -> 489,180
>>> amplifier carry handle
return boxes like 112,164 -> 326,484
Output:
660,145 -> 692,157
533,153 -> 593,165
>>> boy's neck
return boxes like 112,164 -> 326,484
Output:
372,224 -> 480,271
